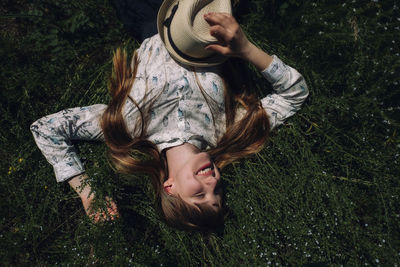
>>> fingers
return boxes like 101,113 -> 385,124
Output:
204,12 -> 235,28
205,13 -> 238,38
205,44 -> 231,56
204,12 -> 245,53
203,12 -> 251,59
91,208 -> 119,223
106,199 -> 119,219
86,197 -> 119,223
209,25 -> 229,43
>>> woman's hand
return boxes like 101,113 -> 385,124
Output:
204,12 -> 273,71
81,195 -> 119,223
68,174 -> 119,223
204,12 -> 252,59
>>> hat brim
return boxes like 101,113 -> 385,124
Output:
157,0 -> 228,67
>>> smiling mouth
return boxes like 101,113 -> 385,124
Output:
196,162 -> 215,176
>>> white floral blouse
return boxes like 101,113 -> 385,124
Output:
30,34 -> 309,183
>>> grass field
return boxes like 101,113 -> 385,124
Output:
1,0 -> 399,265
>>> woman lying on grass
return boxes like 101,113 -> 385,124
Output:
30,0 -> 308,231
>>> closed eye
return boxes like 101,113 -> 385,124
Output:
194,193 -> 205,198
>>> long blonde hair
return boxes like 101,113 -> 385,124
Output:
101,48 -> 269,231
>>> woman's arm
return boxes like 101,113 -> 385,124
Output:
259,56 -> 309,129
30,104 -> 106,182
205,13 -> 309,129
31,104 -> 119,221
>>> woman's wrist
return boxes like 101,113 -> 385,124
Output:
241,42 -> 273,71
68,173 -> 92,200
239,41 -> 255,60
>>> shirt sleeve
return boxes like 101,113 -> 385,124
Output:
260,55 -> 309,130
30,104 -> 107,183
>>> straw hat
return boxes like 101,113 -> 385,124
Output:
157,0 -> 232,67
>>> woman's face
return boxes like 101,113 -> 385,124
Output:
164,152 -> 222,211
